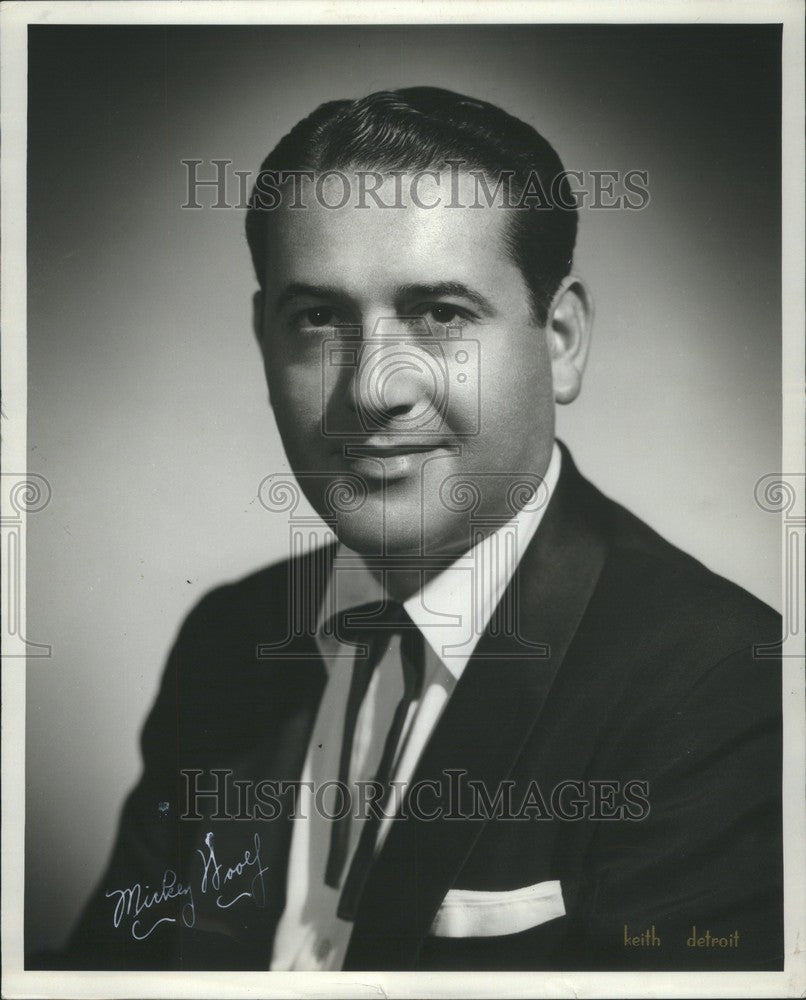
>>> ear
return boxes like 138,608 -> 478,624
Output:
252,289 -> 265,346
252,288 -> 275,407
546,276 -> 594,405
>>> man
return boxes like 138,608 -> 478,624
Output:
53,88 -> 782,971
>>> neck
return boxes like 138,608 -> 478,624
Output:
369,564 -> 432,602
364,529 -> 492,601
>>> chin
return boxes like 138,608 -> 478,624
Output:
332,504 -> 468,561
333,517 -> 423,558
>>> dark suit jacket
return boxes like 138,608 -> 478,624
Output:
43,445 -> 783,971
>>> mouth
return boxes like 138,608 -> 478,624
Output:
337,440 -> 452,482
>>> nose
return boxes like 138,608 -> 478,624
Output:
345,319 -> 447,431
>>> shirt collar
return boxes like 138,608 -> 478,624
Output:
317,441 -> 562,680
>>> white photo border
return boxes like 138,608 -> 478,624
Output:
2,2 -> 804,997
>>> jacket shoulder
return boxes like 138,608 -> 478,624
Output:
176,545 -> 332,650
585,475 -> 780,652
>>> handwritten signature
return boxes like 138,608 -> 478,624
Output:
106,831 -> 268,940
105,868 -> 195,941
197,830 -> 268,909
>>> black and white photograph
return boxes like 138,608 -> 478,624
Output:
2,1 -> 804,996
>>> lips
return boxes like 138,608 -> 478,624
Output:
351,442 -> 441,456
337,440 -> 452,481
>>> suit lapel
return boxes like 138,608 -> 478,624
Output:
343,446 -> 611,969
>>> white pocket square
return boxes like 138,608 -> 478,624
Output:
429,879 -> 566,938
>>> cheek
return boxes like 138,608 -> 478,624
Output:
267,371 -> 332,471
267,351 -> 323,424
477,331 -> 553,443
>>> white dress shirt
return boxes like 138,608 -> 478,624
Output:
270,443 -> 562,970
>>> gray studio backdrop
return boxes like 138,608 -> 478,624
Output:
25,24 -> 781,953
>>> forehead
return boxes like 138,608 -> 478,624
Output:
262,170 -> 521,295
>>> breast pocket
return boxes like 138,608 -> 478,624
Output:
429,879 -> 566,938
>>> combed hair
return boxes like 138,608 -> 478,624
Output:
245,87 -> 577,325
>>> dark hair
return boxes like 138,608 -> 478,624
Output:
245,87 -> 577,325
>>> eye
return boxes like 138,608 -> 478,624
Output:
304,307 -> 337,328
428,304 -> 464,325
289,306 -> 347,333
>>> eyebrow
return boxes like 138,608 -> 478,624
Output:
273,283 -> 355,314
273,280 -> 497,317
395,282 -> 496,317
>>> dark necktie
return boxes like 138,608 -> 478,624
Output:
323,600 -> 425,920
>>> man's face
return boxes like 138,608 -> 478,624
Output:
255,171 -> 565,558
